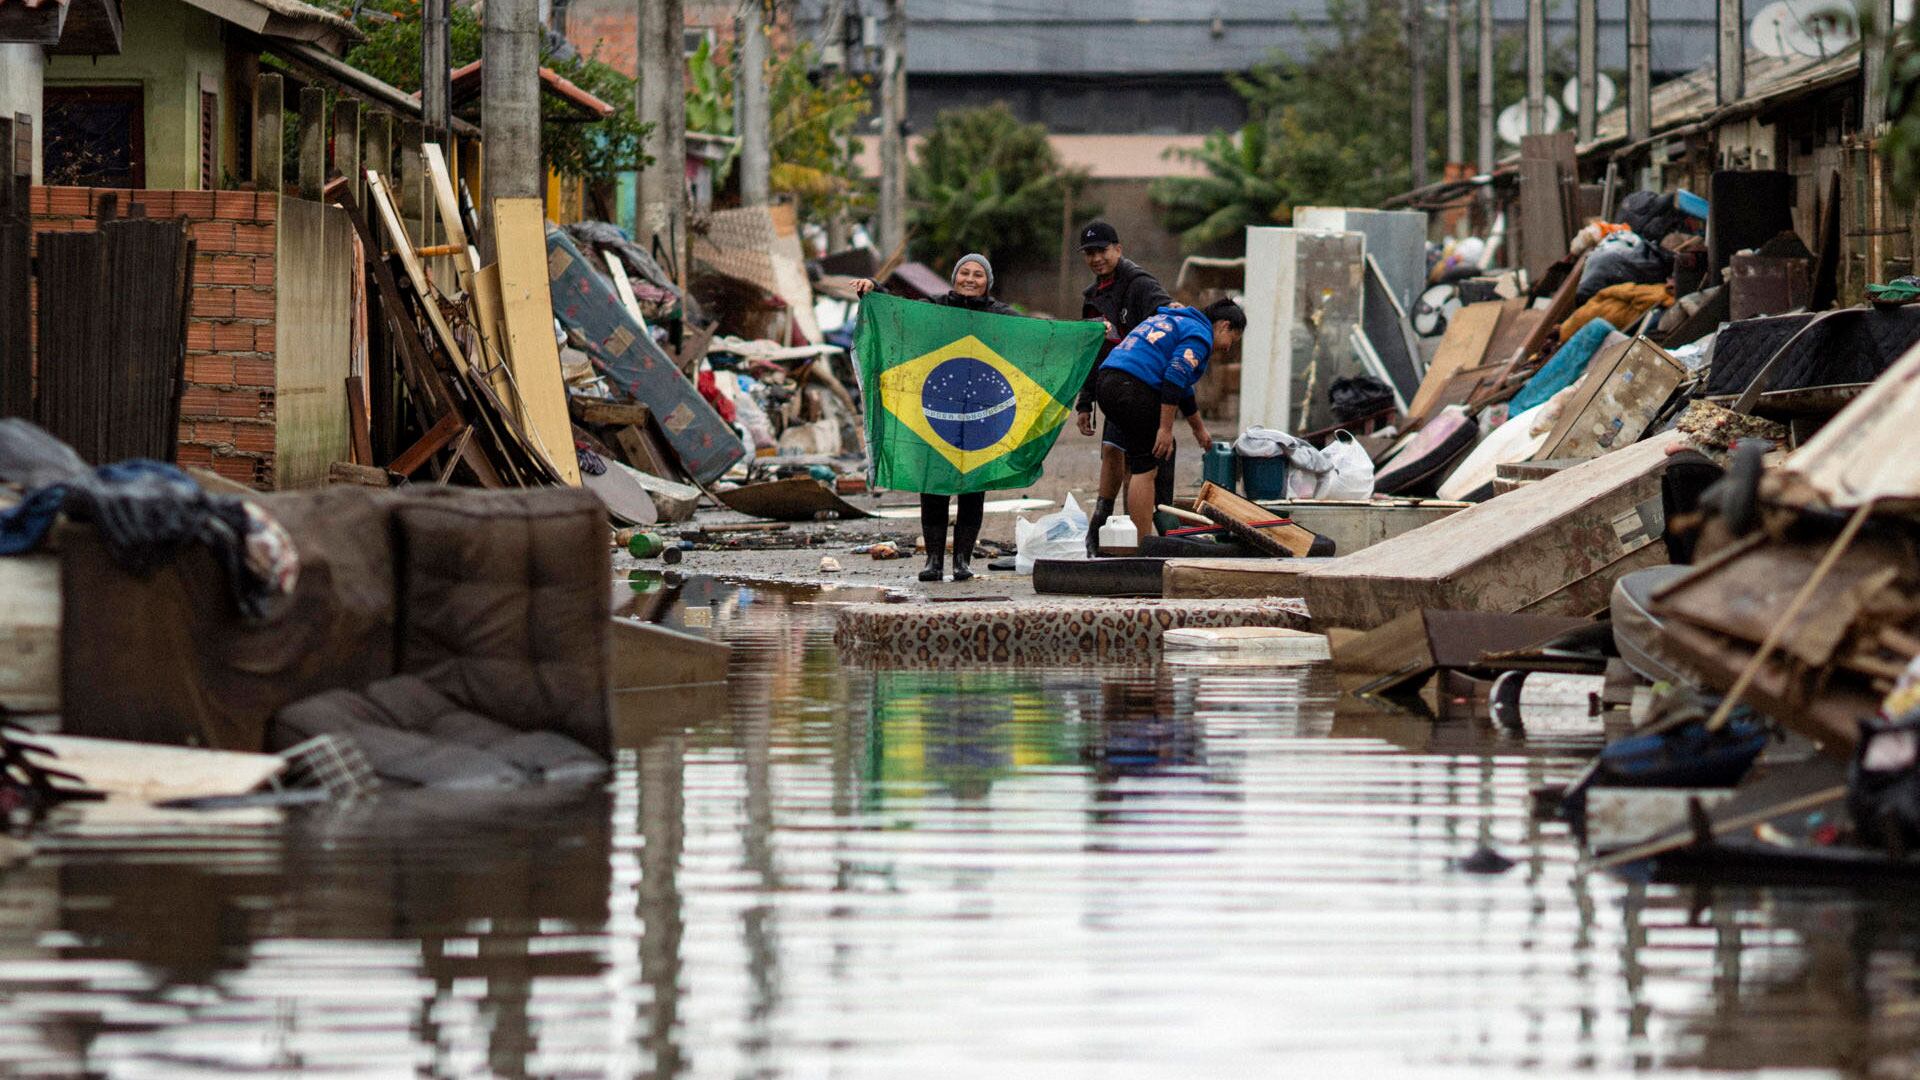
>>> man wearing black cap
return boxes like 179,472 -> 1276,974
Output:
1071,220 -> 1208,553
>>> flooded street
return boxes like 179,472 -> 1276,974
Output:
1,580 -> 1917,1077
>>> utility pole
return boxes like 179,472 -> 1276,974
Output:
637,0 -> 687,275
1717,0 -> 1744,105
421,0 -> 451,149
1446,0 -> 1463,167
1525,0 -> 1546,135
821,0 -> 851,249
1576,0 -> 1596,142
483,0 -> 542,230
1865,0 -> 1895,129
738,0 -> 770,206
1627,0 -> 1650,144
1476,0 -> 1493,174
1409,0 -> 1428,188
877,0 -> 907,258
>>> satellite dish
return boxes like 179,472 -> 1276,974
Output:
1561,73 -> 1617,117
1751,0 -> 1858,57
1497,97 -> 1563,147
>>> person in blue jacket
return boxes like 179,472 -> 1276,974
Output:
1092,298 -> 1245,543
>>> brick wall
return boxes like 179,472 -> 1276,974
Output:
31,186 -> 280,489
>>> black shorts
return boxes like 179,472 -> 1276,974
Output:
1094,368 -> 1165,475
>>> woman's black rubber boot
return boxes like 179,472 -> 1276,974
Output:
918,550 -> 945,582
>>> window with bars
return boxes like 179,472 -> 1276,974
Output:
200,90 -> 218,191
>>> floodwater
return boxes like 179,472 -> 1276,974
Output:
3,579 -> 1920,1077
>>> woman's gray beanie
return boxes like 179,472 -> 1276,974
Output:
951,253 -> 995,291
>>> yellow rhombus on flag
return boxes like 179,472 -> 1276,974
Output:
855,293 -> 1104,495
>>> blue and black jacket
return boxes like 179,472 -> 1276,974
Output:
1098,305 -> 1214,406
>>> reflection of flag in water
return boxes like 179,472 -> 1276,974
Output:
856,293 -> 1104,494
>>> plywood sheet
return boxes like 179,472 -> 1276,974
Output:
493,197 -> 581,486
273,197 -> 356,489
0,555 -> 58,714
1408,301 -> 1502,421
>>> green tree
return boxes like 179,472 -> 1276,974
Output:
315,0 -> 652,185
1151,0 -> 1544,251
906,104 -> 1088,273
683,39 -> 872,223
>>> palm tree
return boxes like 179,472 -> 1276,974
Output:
1150,121 -> 1289,251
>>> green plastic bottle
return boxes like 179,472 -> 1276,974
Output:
627,531 -> 667,559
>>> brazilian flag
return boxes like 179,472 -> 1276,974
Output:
855,293 -> 1104,495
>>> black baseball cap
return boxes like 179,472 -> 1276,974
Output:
1079,220 -> 1120,251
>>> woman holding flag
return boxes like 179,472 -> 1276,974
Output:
852,254 -> 1020,581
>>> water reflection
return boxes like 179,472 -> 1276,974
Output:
1,582 -> 1919,1075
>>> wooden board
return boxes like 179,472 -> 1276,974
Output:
9,733 -> 285,801
1293,433 -> 1680,630
1535,337 -> 1687,461
1408,301 -> 1502,422
1161,557 -> 1331,600
1195,481 -> 1328,558
492,197 -> 582,486
0,555 -> 58,714
604,250 -> 646,325
717,477 -> 872,521
583,460 -> 658,525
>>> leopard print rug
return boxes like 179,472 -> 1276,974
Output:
834,598 -> 1312,667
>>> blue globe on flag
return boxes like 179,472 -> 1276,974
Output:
921,356 -> 1017,451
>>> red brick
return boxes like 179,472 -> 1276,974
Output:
211,455 -> 255,483
29,187 -> 48,215
211,322 -> 254,351
191,287 -> 235,319
217,393 -> 268,420
254,193 -> 278,221
185,322 -> 215,351
190,220 -> 235,251
230,423 -> 275,453
233,357 -> 274,386
179,386 -> 224,416
132,191 -> 174,217
252,257 -> 275,287
233,223 -> 275,254
47,188 -> 89,215
233,289 -> 275,319
195,420 -> 236,443
174,191 -> 216,217
176,443 -> 215,468
186,355 -> 234,384
90,188 -> 133,218
252,321 -> 275,351
214,190 -> 254,219
202,256 -> 254,285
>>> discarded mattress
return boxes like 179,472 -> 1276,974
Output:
1161,557 -> 1335,600
546,229 -> 745,484
1436,402 -> 1554,501
1374,405 -> 1477,496
1704,306 -> 1920,398
833,598 -> 1310,665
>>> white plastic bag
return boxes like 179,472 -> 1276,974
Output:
1014,492 -> 1088,574
1314,430 -> 1376,501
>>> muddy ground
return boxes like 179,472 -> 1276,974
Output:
615,422 -> 1210,598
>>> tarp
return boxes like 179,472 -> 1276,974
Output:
855,293 -> 1102,495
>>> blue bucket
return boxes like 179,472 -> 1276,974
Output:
1237,452 -> 1289,500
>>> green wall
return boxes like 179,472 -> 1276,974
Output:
44,0 -> 226,190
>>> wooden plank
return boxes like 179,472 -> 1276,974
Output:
1194,481 -> 1326,558
571,398 -> 653,427
296,85 -> 326,201
253,72 -> 283,193
1408,301 -> 1502,421
10,733 -> 285,801
332,98 -> 361,204
470,261 -> 516,418
422,143 -> 477,296
0,556 -> 59,714
345,375 -> 373,465
388,411 -> 464,476
604,250 -> 646,323
271,198 -> 356,489
492,196 -> 582,485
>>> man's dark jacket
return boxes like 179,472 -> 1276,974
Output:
1075,259 -> 1172,412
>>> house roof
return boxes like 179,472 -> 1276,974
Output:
264,39 -> 484,138
179,0 -> 360,54
442,58 -> 616,120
